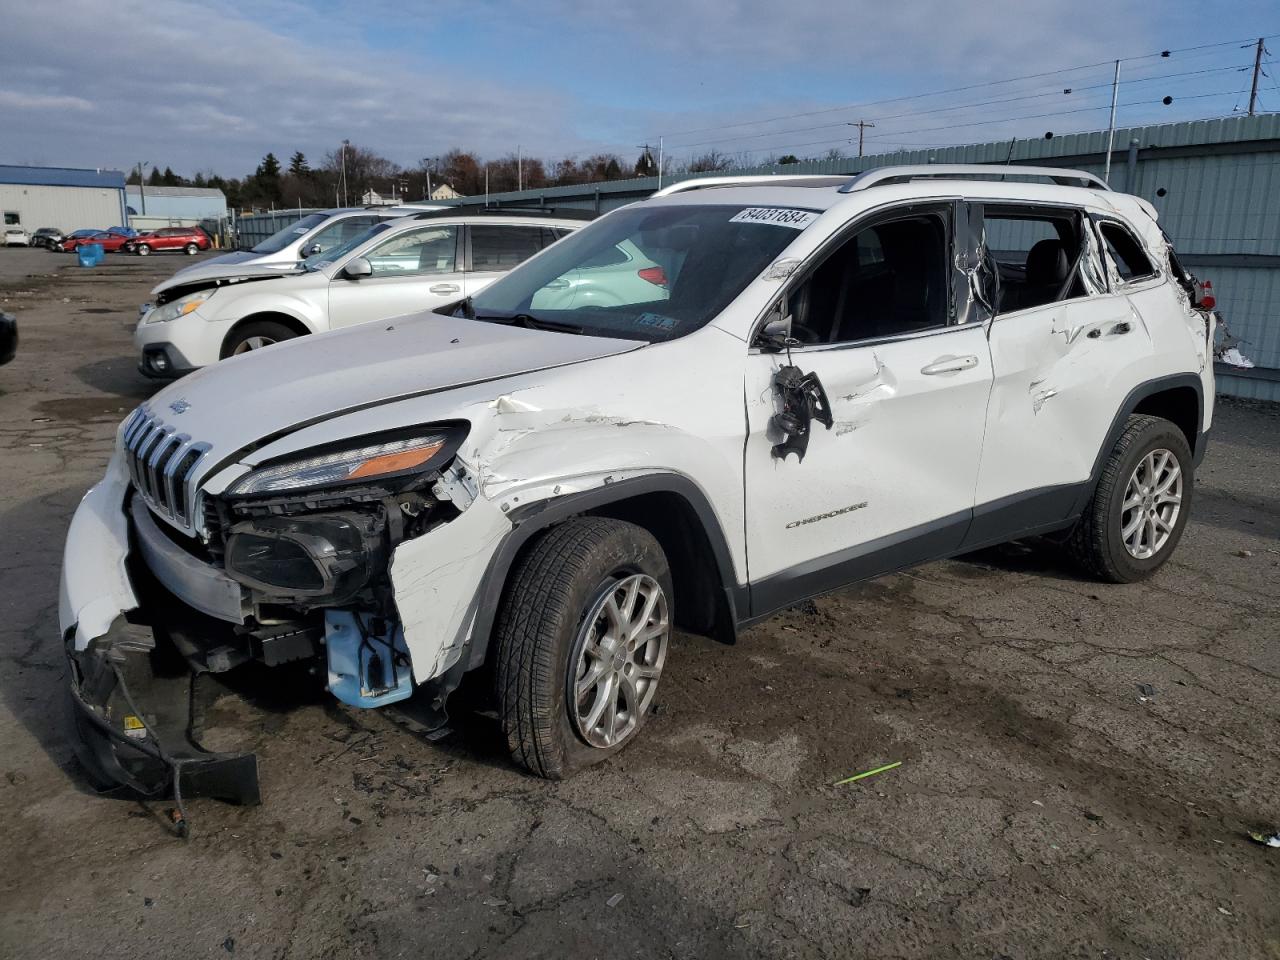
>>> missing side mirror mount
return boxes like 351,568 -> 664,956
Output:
770,365 -> 834,462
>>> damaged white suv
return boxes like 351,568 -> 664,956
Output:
60,166 -> 1215,810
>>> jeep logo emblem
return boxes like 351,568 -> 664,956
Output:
169,398 -> 191,414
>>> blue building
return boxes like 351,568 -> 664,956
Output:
126,185 -> 228,231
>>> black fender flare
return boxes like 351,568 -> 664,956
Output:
462,473 -> 746,670
1069,371 -> 1204,516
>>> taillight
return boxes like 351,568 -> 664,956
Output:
637,266 -> 667,287
1197,279 -> 1216,311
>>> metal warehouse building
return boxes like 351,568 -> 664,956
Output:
126,185 -> 228,232
0,165 -> 129,234
444,114 -> 1280,402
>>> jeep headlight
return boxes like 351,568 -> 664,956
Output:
146,288 -> 217,324
228,429 -> 461,496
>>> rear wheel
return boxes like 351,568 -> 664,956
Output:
222,320 -> 299,357
184,243 -> 199,255
1067,414 -> 1193,582
135,243 -> 151,256
494,517 -> 672,779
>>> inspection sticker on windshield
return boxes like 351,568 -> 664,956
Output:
730,208 -> 818,229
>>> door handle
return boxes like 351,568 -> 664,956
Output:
544,278 -> 570,289
1110,321 -> 1132,335
429,283 -> 460,294
921,354 -> 979,376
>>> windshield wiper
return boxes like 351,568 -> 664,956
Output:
473,312 -> 583,334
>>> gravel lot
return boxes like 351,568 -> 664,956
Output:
1,246 -> 1277,959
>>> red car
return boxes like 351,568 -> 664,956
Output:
57,231 -> 132,253
126,226 -> 211,256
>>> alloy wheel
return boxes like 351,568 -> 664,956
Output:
232,336 -> 276,354
569,573 -> 669,748
1120,448 -> 1182,560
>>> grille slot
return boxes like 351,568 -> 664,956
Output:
121,406 -> 211,534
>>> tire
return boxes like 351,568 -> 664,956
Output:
184,243 -> 199,255
1067,414 -> 1193,583
494,517 -> 673,779
135,243 -> 151,256
221,319 -> 299,357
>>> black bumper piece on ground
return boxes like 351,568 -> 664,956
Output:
66,616 -> 260,806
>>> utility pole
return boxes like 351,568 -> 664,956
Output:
1248,37 -> 1265,116
517,144 -> 523,192
657,136 -> 664,190
341,139 -> 350,206
847,120 -> 876,158
136,161 -> 148,216
1103,60 -> 1121,184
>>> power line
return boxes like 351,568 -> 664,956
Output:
712,89 -> 1254,162
661,63 -> 1247,151
642,33 -> 1276,142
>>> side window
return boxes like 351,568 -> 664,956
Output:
308,216 -> 380,254
1098,221 -> 1156,282
784,210 -> 950,344
470,225 -> 544,271
364,226 -> 458,277
982,209 -> 1086,313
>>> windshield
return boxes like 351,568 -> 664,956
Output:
251,213 -> 328,254
459,204 -> 809,342
302,222 -> 392,271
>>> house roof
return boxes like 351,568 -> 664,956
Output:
125,185 -> 227,199
0,164 -> 127,189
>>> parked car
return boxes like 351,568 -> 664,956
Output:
60,166 -> 1215,806
134,209 -> 590,377
125,226 -> 212,257
50,229 -> 99,251
57,231 -> 132,253
168,206 -> 445,283
30,228 -> 64,249
0,311 -> 15,365
4,227 -> 30,246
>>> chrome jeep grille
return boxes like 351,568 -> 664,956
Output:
121,406 -> 211,535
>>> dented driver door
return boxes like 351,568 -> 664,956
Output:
741,201 -> 994,615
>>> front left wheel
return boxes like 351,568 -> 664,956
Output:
494,517 -> 673,779
184,243 -> 199,255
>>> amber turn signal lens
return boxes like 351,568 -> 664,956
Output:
348,440 -> 445,479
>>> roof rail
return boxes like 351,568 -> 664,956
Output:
652,174 -> 849,197
838,164 -> 1111,193
410,206 -> 598,221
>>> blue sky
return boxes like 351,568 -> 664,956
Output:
1,0 -> 1276,177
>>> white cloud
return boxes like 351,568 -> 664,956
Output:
0,90 -> 93,112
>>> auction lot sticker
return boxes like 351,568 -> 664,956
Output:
730,208 -> 819,229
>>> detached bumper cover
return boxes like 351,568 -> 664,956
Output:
66,616 -> 260,805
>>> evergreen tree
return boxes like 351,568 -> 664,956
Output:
146,166 -> 162,186
288,151 -> 309,176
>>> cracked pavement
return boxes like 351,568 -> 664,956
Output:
0,247 -> 1277,958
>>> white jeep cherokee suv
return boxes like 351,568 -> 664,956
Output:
60,166 -> 1214,808
134,209 -> 590,376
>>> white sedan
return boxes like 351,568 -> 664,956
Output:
4,227 -> 31,247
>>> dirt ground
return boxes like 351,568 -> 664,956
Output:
0,245 -> 1277,960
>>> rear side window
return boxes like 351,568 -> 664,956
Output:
471,225 -> 544,270
983,209 -> 1086,313
1098,221 -> 1155,282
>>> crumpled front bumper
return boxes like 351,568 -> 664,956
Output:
59,455 -> 259,805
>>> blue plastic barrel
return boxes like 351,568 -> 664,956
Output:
77,243 -> 105,267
